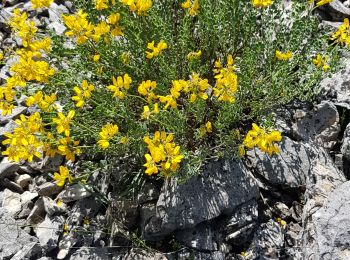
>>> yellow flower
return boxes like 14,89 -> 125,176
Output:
213,55 -> 238,103
93,54 -> 100,62
120,0 -> 153,15
252,0 -> 273,8
187,50 -> 202,60
57,136 -> 81,162
30,0 -> 53,9
311,0 -> 333,7
120,52 -> 130,64
83,217 -> 90,225
120,136 -> 128,144
2,113 -> 44,162
11,50 -> 55,83
107,74 -> 132,99
313,54 -> 330,72
145,40 -> 167,59
205,121 -> 212,133
181,0 -> 200,16
138,80 -> 157,103
97,123 -> 119,149
186,73 -> 210,103
144,154 -> 158,175
52,110 -> 75,137
0,51 -> 3,61
243,123 -> 282,155
56,199 -> 63,207
239,145 -> 246,156
331,18 -> 350,47
72,80 -> 94,108
143,131 -> 184,176
141,103 -> 159,119
277,217 -> 287,227
275,50 -> 293,61
63,10 -> 94,45
63,223 -> 69,235
53,166 -> 73,187
26,91 -> 57,112
94,0 -> 109,10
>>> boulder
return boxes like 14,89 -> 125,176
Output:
301,151 -> 346,259
224,199 -> 258,245
246,137 -> 314,188
310,181 -> 350,259
318,59 -> 350,109
144,159 -> 259,240
246,220 -> 284,259
291,101 -> 340,149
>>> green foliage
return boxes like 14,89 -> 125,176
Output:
41,0 -> 341,182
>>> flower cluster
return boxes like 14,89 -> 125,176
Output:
63,11 -> 113,45
2,113 -> 44,162
97,123 -> 119,149
72,80 -> 95,108
252,0 -> 273,8
275,50 -> 293,61
138,80 -> 157,103
313,54 -> 330,71
213,55 -> 238,103
94,0 -> 109,10
331,18 -> 350,47
143,131 -> 184,176
30,0 -> 53,9
120,0 -> 153,16
26,91 -> 57,112
108,13 -> 124,37
53,166 -> 74,187
181,0 -> 200,16
107,74 -> 132,99
0,9 -> 54,116
243,123 -> 282,155
145,40 -> 167,59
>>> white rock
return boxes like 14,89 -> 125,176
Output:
15,174 -> 33,188
2,188 -> 21,217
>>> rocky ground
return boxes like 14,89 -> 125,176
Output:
2,0 -> 350,259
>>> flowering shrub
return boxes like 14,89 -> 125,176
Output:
0,0 -> 344,186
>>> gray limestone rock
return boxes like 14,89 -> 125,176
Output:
302,151 -> 346,259
57,184 -> 91,203
246,220 -> 284,259
318,59 -> 350,108
0,106 -> 27,124
144,159 -> 259,240
124,248 -> 167,260
292,101 -> 340,149
1,188 -> 22,217
36,214 -> 65,251
0,120 -> 17,137
0,207 -> 41,259
341,122 -> 350,160
225,199 -> 258,245
37,182 -> 63,196
14,173 -> 33,188
246,137 -> 314,188
175,222 -> 218,251
70,247 -> 112,260
0,161 -> 19,179
310,181 -> 350,260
